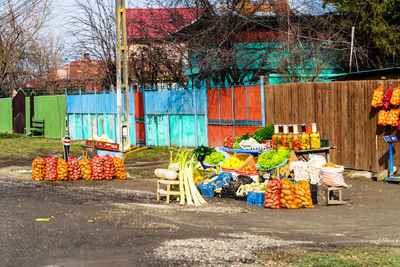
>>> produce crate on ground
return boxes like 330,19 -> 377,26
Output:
198,172 -> 232,197
247,191 -> 265,206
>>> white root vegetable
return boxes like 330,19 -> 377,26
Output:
154,169 -> 167,179
164,170 -> 178,180
168,163 -> 179,172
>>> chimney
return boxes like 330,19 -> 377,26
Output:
83,53 -> 90,62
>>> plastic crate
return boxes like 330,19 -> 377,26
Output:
321,139 -> 329,148
198,172 -> 232,197
198,183 -> 215,197
246,191 -> 265,206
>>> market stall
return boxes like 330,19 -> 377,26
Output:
150,123 -> 346,209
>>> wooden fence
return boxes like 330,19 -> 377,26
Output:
264,79 -> 400,172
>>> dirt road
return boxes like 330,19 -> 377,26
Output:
1,175 -> 400,266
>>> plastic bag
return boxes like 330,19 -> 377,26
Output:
308,155 -> 326,184
280,178 -> 298,209
103,155 -> 115,180
91,155 -> 104,180
294,180 -> 313,208
44,156 -> 57,181
371,84 -> 384,108
382,86 -> 393,111
32,156 -> 45,181
113,156 -> 127,179
68,157 -> 81,181
290,161 -> 310,182
264,179 -> 281,209
79,157 -> 92,180
320,165 -> 346,187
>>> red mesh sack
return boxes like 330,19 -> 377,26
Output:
68,157 -> 81,181
91,155 -> 104,180
44,156 -> 57,181
103,155 -> 115,180
383,86 -> 393,111
264,179 -> 282,209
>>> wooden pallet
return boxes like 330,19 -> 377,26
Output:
156,179 -> 180,204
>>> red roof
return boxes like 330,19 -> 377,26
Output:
126,7 -> 202,40
19,58 -> 108,91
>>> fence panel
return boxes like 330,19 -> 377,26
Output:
264,80 -> 400,172
0,98 -> 12,133
144,88 -> 207,147
34,95 -> 66,139
207,83 -> 264,147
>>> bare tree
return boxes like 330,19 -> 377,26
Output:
0,0 -> 60,97
68,0 -> 116,87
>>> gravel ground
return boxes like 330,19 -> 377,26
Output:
154,232 -> 310,265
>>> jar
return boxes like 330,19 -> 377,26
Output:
300,124 -> 310,150
272,125 -> 280,149
292,124 -> 301,150
286,125 -> 293,150
277,125 -> 284,149
310,123 -> 321,149
281,125 -> 289,148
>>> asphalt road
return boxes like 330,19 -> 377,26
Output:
1,176 -> 400,266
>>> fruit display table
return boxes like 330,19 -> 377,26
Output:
220,146 -> 337,161
293,146 -> 337,162
219,147 -> 272,157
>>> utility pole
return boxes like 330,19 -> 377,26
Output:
349,26 -> 355,73
115,0 -> 130,150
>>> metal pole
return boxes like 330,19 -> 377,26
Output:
389,143 -> 394,176
349,26 -> 355,73
260,76 -> 266,127
115,0 -> 130,150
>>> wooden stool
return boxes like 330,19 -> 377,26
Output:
156,179 -> 180,204
317,185 -> 348,205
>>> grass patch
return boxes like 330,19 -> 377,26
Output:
0,135 -> 83,160
256,247 -> 400,267
294,247 -> 400,267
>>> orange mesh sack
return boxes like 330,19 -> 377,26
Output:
378,110 -> 388,126
294,180 -> 313,208
371,85 -> 384,107
113,157 -> 127,179
32,156 -> 45,181
57,158 -> 68,181
390,86 -> 400,106
386,109 -> 400,127
280,178 -> 298,209
79,157 -> 92,180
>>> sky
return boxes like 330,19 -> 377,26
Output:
48,0 -> 146,62
47,0 -> 332,62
